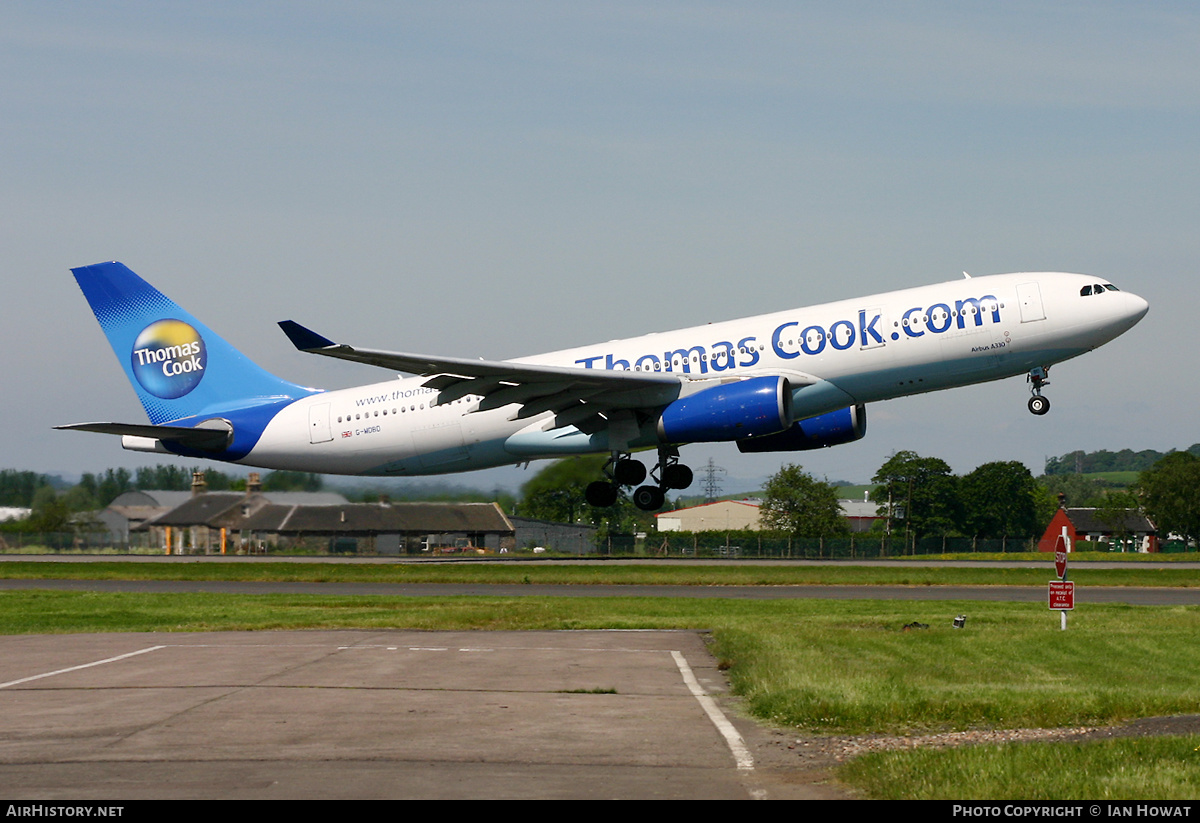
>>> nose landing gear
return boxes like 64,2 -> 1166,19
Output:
1027,366 -> 1051,415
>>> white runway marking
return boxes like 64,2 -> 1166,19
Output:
671,650 -> 754,772
0,645 -> 165,689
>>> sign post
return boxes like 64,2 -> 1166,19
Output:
1050,532 -> 1073,629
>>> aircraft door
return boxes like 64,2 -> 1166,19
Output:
1017,282 -> 1046,323
309,403 -> 333,444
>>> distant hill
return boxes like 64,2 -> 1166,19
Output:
1043,445 -> 1200,476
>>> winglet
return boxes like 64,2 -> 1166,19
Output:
278,320 -> 338,351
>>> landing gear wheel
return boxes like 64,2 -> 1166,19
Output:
661,463 -> 693,490
585,480 -> 619,508
612,459 -> 647,486
1028,395 -> 1050,416
632,485 -> 666,511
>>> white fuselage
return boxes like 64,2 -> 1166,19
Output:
237,272 -> 1147,476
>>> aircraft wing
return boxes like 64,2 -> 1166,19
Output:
278,320 -> 685,433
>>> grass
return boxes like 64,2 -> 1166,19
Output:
893,550 -> 1200,563
839,736 -> 1200,800
714,600 -> 1200,734
5,574 -> 1200,799
4,590 -> 1198,735
2,559 -> 1200,587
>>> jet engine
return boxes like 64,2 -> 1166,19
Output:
657,376 -> 793,443
736,404 -> 866,452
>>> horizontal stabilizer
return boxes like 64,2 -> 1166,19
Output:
55,421 -> 234,451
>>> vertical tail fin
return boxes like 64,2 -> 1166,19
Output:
71,261 -> 317,424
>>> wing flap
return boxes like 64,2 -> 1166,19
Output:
278,320 -> 684,429
278,320 -> 678,388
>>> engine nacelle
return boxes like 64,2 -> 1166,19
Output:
657,376 -> 793,443
736,404 -> 866,453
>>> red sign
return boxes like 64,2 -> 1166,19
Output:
1054,534 -> 1068,580
1049,581 -> 1075,610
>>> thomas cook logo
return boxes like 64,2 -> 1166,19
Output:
130,319 -> 207,399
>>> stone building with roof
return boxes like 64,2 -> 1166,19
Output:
132,471 -> 346,553
134,471 -> 516,554
93,489 -> 194,544
238,500 -> 515,554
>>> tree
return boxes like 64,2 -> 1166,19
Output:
0,470 -> 51,507
261,471 -> 324,492
870,451 -> 959,540
135,465 -> 191,491
759,464 -> 847,538
95,468 -> 132,507
130,464 -> 242,492
1138,452 -> 1200,547
1036,473 -> 1112,509
1094,489 -> 1144,551
518,456 -> 642,535
958,461 -> 1040,538
23,486 -> 70,532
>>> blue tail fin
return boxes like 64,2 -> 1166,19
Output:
72,261 -> 318,424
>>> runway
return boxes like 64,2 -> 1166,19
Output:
0,629 -> 835,800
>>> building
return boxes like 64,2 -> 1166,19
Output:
94,490 -> 195,544
839,497 -> 884,533
656,500 -> 763,532
142,495 -> 516,555
239,501 -> 515,554
509,516 -> 599,555
130,471 -> 347,552
1038,507 -> 1158,553
127,472 -> 607,555
656,498 -> 884,533
130,472 -> 518,554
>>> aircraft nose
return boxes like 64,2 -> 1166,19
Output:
1112,290 -> 1149,333
1125,291 -> 1150,324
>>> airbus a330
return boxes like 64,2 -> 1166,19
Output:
59,262 -> 1148,510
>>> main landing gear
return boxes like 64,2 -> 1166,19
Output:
584,448 -> 694,511
1027,366 -> 1051,416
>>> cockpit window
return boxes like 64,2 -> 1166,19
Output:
1080,285 -> 1093,296
1104,284 -> 1119,291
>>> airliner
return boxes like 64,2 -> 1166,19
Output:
59,262 -> 1148,510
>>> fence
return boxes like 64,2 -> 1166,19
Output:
641,532 -> 1041,558
0,531 -> 154,553
3,530 -> 1192,558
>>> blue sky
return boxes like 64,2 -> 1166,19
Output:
4,2 -> 1197,492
